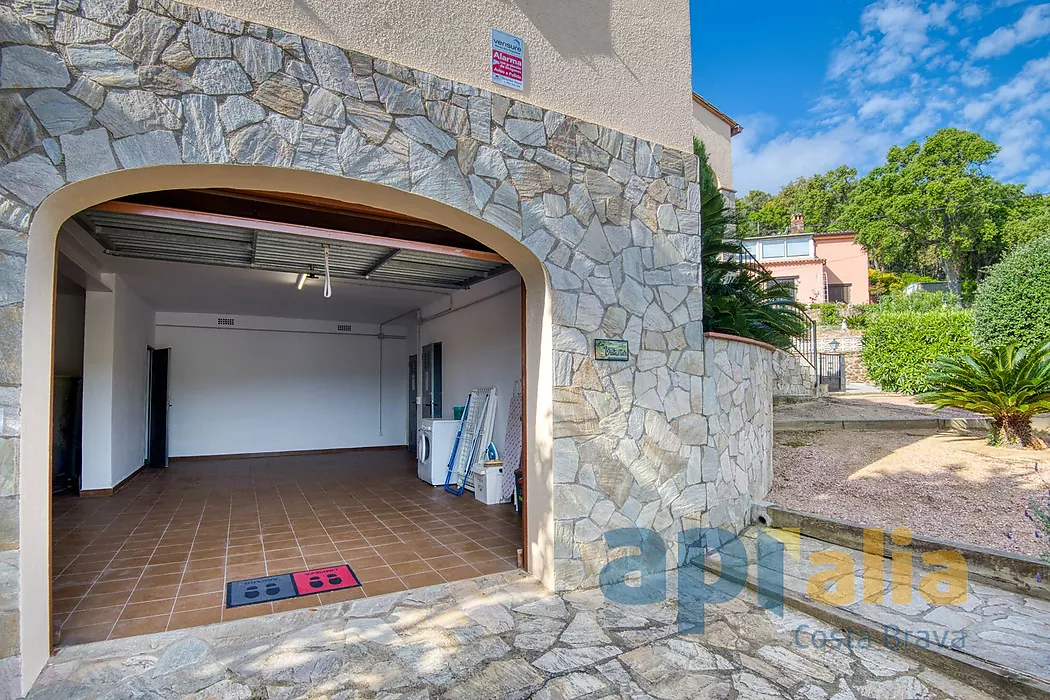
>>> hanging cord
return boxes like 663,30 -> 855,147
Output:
323,244 -> 332,298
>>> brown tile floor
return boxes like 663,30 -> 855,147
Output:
51,449 -> 522,646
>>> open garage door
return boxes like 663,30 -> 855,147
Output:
49,190 -> 525,647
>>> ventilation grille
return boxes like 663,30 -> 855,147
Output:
217,317 -> 235,326
337,324 -> 353,332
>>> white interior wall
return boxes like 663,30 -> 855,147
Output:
154,314 -> 409,457
53,292 -> 85,378
110,277 -> 154,485
418,274 -> 522,454
81,286 -> 115,491
81,274 -> 155,490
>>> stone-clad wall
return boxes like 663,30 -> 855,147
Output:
0,0 -> 741,674
772,348 -> 817,397
700,334 -> 773,535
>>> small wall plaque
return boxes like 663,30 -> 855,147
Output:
594,338 -> 629,361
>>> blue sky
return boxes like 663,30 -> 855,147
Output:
691,0 -> 1050,195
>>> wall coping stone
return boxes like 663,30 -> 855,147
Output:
704,331 -> 776,353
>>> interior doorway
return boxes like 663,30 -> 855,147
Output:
146,347 -> 169,468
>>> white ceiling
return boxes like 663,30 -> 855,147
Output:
62,253 -> 452,324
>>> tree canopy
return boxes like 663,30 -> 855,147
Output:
839,128 -> 1021,298
735,166 -> 857,237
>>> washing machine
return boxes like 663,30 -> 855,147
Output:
417,418 -> 461,486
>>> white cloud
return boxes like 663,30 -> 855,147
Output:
985,54 -> 1050,108
733,117 -> 896,193
903,98 -> 953,136
972,4 -> 1050,58
962,98 -> 993,121
959,64 -> 991,86
987,118 -> 1044,177
1026,167 -> 1050,190
857,94 -> 921,123
960,3 -> 981,21
828,1 -> 960,85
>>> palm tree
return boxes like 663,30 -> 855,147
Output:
694,139 -> 809,349
918,344 -> 1050,448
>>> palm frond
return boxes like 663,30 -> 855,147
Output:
918,343 -> 1050,447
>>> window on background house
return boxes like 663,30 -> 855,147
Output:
762,239 -> 787,258
786,237 -> 810,257
769,276 -> 798,301
828,283 -> 851,304
743,240 -> 759,259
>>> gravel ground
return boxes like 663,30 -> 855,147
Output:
770,429 -> 1050,559
774,394 -> 978,422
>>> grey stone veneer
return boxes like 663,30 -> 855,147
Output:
0,0 -> 770,678
701,335 -> 773,536
772,348 -> 818,397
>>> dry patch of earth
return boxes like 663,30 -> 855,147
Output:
771,429 -> 1049,559
774,393 -> 978,422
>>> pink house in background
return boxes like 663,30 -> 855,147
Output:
743,214 -> 870,305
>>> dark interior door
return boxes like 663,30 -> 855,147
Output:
408,354 -> 418,453
148,348 -> 170,467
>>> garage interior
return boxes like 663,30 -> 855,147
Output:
49,190 -> 526,646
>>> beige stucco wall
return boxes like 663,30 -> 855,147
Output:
816,237 -> 871,305
767,261 -> 825,305
189,0 -> 694,151
692,100 -> 733,190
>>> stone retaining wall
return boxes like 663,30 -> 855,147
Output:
700,334 -> 773,534
771,348 -> 816,397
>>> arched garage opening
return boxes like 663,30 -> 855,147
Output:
22,166 -> 554,678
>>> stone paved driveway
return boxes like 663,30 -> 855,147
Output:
27,570 -> 994,699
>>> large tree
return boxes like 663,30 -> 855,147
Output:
1002,193 -> 1050,246
735,166 -> 857,237
840,128 -> 1022,298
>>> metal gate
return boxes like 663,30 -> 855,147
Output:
818,353 -> 846,392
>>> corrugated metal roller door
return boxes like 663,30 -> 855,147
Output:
76,208 -> 510,290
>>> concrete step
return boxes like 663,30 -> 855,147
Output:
701,526 -> 1050,700
773,418 -> 992,432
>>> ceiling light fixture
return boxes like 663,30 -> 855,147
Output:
296,272 -> 308,290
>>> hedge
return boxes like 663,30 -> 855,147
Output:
973,235 -> 1050,350
811,303 -> 845,326
862,308 -> 975,393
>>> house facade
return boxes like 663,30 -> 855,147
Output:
0,0 -> 774,695
691,92 -> 740,202
744,214 -> 871,305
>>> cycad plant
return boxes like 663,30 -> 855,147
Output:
918,344 -> 1050,448
695,147 -> 808,349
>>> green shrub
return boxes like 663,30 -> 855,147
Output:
973,235 -> 1050,350
862,308 -> 975,393
868,270 -> 939,300
811,303 -> 845,326
876,290 -> 960,314
868,270 -> 896,299
843,305 -> 873,329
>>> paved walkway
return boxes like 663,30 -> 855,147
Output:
27,570 -> 995,699
729,529 -> 1050,691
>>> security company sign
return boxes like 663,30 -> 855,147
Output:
491,29 -> 525,91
